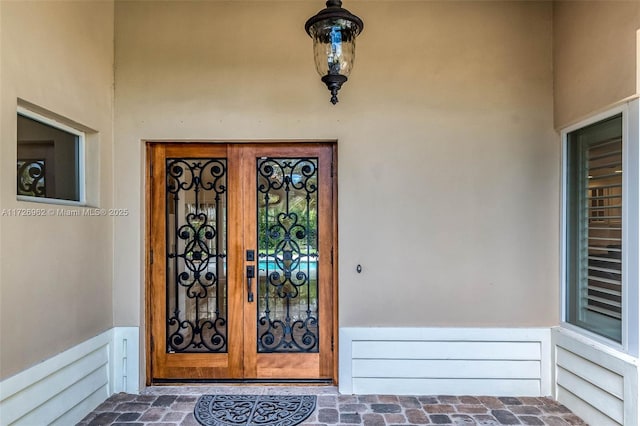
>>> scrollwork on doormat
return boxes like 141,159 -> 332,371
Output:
194,394 -> 317,426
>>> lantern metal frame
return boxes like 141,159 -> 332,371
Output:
305,0 -> 364,104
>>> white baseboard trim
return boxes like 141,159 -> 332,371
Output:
0,327 -> 140,426
552,327 -> 639,426
111,327 -> 140,394
339,327 -> 551,396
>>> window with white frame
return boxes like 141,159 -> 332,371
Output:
566,114 -> 623,342
17,108 -> 85,203
564,102 -> 639,352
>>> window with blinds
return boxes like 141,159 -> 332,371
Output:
585,136 -> 622,319
566,114 -> 623,343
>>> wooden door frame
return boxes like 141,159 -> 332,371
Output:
144,140 -> 339,385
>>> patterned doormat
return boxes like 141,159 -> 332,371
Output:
194,394 -> 317,426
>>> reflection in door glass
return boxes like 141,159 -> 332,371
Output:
166,158 -> 227,353
257,158 -> 319,353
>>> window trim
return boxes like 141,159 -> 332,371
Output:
17,106 -> 87,206
560,99 -> 640,357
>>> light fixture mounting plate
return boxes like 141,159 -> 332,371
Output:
305,0 -> 364,37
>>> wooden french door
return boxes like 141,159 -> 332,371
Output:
147,142 -> 336,383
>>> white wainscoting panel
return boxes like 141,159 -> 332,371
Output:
552,327 -> 639,426
339,327 -> 551,396
0,327 -> 140,426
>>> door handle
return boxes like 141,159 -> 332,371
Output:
246,265 -> 255,302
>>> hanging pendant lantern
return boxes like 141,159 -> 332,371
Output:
305,0 -> 364,104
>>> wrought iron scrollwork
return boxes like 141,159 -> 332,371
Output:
17,160 -> 46,197
166,158 -> 228,353
257,158 -> 319,353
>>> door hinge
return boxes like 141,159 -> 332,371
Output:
150,249 -> 154,264
330,248 -> 334,265
150,163 -> 153,177
331,336 -> 334,352
151,335 -> 154,352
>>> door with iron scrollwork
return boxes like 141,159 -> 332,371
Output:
147,143 -> 335,382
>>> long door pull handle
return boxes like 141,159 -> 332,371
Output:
246,265 -> 255,302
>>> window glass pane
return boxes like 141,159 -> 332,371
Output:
567,114 -> 623,342
17,114 -> 80,201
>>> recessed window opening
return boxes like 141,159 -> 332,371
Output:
566,114 -> 623,343
17,107 -> 85,204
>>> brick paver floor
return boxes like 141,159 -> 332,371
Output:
77,386 -> 588,426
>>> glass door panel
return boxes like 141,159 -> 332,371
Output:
256,158 -> 320,353
166,158 -> 228,353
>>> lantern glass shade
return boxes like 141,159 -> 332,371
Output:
308,18 -> 359,77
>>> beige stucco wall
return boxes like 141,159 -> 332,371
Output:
554,1 -> 640,129
0,1 -> 114,379
0,2 -> 4,379
114,1 -> 559,331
